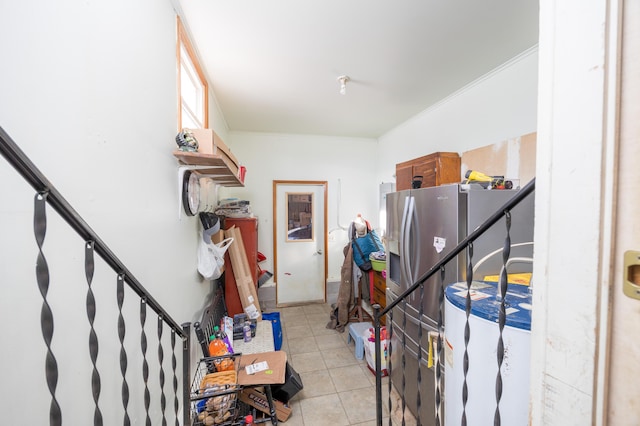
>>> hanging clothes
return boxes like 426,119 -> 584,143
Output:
326,241 -> 354,332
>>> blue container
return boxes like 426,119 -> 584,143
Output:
262,312 -> 283,351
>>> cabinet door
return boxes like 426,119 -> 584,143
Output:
372,271 -> 387,325
395,164 -> 413,191
435,154 -> 462,186
413,159 -> 437,188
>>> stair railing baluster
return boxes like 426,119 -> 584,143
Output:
182,322 -> 192,426
158,316 -> 167,426
387,309 -> 394,426
116,274 -> 131,426
435,264 -> 446,426
141,298 -> 151,426
401,298 -> 407,425
85,240 -> 103,426
461,242 -> 475,426
34,191 -> 62,426
493,212 -> 512,426
171,329 -> 179,426
416,281 -> 425,426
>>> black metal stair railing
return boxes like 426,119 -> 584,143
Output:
373,178 -> 535,426
1,126 -> 191,426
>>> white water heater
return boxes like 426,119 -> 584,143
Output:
444,280 -> 532,426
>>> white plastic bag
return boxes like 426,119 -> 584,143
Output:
197,237 -> 233,280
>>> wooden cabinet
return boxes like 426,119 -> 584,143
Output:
372,271 -> 386,325
396,152 -> 461,191
223,217 -> 259,316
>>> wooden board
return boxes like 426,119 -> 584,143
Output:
518,132 -> 537,184
224,226 -> 262,321
460,133 -> 537,185
461,140 -> 509,178
172,151 -> 243,187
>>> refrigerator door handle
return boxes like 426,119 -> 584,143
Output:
409,196 -> 422,302
400,196 -> 411,286
405,196 -> 416,302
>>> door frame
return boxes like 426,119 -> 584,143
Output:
272,180 -> 328,306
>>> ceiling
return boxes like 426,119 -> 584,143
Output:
177,1 -> 539,139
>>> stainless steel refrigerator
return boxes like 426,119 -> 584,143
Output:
385,183 -> 534,423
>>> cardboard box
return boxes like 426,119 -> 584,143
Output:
239,387 -> 292,422
289,194 -> 310,203
237,351 -> 287,386
299,212 -> 311,226
186,128 -> 240,173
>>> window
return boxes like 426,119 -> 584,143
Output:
177,17 -> 208,130
286,192 -> 314,241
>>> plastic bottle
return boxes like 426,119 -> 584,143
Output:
218,324 -> 234,354
243,321 -> 252,342
208,326 -> 234,371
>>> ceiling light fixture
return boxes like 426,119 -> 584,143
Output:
337,75 -> 350,95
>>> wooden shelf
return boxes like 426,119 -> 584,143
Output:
173,151 -> 244,187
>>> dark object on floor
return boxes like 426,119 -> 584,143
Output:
272,362 -> 303,403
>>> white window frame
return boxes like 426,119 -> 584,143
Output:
177,17 -> 208,130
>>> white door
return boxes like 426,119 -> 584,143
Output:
274,181 -> 327,305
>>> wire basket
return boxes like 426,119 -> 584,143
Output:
190,356 -> 241,426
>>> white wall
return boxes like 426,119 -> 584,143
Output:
377,47 -> 539,184
219,132 -> 378,283
0,0 -> 214,423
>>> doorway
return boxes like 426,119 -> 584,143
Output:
273,180 -> 327,306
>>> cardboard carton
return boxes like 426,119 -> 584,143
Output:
186,128 -> 240,174
237,351 -> 287,386
239,387 -> 292,422
299,212 -> 311,226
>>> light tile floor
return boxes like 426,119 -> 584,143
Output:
259,303 -> 415,426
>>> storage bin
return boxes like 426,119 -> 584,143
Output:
271,362 -> 303,403
262,312 -> 283,351
370,257 -> 386,272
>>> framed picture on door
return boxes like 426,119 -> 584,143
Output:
286,192 -> 314,241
